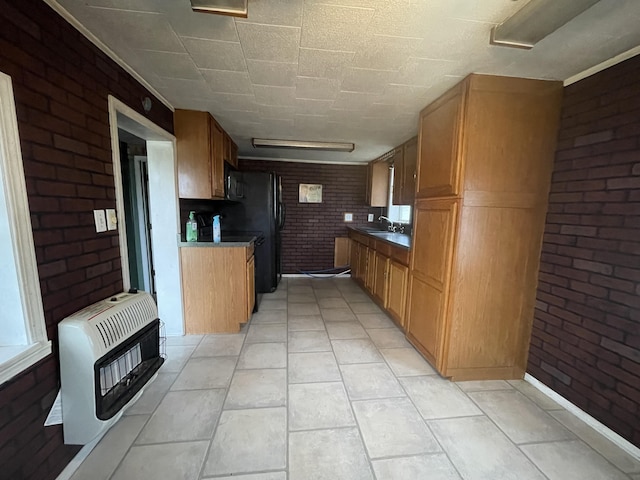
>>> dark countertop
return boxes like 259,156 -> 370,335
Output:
348,226 -> 411,249
178,235 -> 256,248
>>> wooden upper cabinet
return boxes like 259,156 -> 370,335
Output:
392,148 -> 404,206
224,132 -> 239,169
367,159 -> 390,207
175,109 -> 213,199
211,121 -> 225,198
416,81 -> 466,199
401,136 -> 417,205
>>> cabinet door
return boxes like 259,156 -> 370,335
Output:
387,260 -> 408,329
407,199 -> 458,366
350,238 -> 360,279
211,121 -> 225,198
373,252 -> 389,307
365,247 -> 376,291
401,137 -> 417,205
175,110 -> 212,199
416,81 -> 466,198
392,148 -> 404,206
246,255 -> 255,321
367,160 -> 390,207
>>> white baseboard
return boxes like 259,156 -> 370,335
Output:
525,373 -> 640,461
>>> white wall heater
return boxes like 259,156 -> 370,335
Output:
59,291 -> 165,445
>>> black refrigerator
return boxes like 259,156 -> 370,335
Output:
219,171 -> 284,293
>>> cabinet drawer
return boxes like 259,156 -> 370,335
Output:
390,245 -> 410,266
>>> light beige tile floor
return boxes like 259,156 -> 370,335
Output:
71,277 -> 640,480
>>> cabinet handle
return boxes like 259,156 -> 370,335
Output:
413,171 -> 417,180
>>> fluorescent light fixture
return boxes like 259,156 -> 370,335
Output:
491,0 -> 601,49
252,139 -> 355,152
190,0 -> 248,17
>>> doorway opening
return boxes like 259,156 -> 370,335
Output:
107,96 -> 183,335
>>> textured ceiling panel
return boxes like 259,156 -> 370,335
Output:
236,0 -> 304,27
55,0 -> 640,164
246,60 -> 298,87
236,23 -> 301,63
136,51 -> 202,80
301,3 -> 375,51
181,37 -> 246,71
296,77 -> 342,100
297,48 -> 355,79
201,69 -> 254,94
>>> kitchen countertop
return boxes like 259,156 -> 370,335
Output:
348,226 -> 411,249
178,235 -> 256,248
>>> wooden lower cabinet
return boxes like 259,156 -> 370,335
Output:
181,245 -> 255,334
348,229 -> 410,330
386,260 -> 408,329
373,251 -> 389,307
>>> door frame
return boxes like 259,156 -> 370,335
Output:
107,96 -> 184,335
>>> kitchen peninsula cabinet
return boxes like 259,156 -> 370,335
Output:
175,109 -> 230,199
407,74 -> 563,381
180,242 -> 255,333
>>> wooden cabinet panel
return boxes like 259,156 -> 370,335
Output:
246,255 -> 255,320
387,260 -> 408,328
181,246 -> 249,333
373,252 -> 389,307
392,148 -> 404,206
350,239 -> 360,279
407,275 -> 443,365
367,159 -> 390,207
211,121 -> 225,198
401,137 -> 417,205
357,242 -> 368,283
365,247 -> 376,290
416,82 -> 465,198
175,110 -> 213,199
411,199 -> 458,289
224,132 -> 238,169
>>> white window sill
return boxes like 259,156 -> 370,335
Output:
0,341 -> 52,385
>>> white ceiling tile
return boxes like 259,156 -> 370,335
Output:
414,17 -> 495,61
297,48 -> 355,79
204,93 -> 258,112
85,8 -> 184,52
294,114 -> 329,129
201,69 -> 254,94
301,3 -> 375,51
394,57 -> 461,87
247,60 -> 297,87
341,68 -> 396,94
236,0 -> 304,27
134,50 -> 202,80
258,105 -> 296,119
236,23 -> 300,63
84,0 -> 172,12
181,37 -> 246,71
156,77 -> 213,101
253,85 -> 297,106
295,77 -> 342,100
165,2 -> 238,42
352,35 -> 424,70
295,98 -> 334,115
424,0 -> 524,23
378,84 -> 431,107
332,91 -> 379,111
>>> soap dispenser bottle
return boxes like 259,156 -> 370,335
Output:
186,211 -> 198,242
212,215 -> 221,243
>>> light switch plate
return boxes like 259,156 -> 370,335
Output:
106,209 -> 117,231
344,213 -> 353,222
367,214 -> 374,222
93,209 -> 107,233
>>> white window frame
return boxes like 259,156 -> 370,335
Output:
387,165 -> 412,224
0,71 -> 51,385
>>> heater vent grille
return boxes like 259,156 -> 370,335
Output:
93,295 -> 157,350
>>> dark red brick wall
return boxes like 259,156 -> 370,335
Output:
239,159 -> 382,273
0,0 -> 173,478
528,54 -> 640,447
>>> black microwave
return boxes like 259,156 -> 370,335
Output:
225,169 -> 244,201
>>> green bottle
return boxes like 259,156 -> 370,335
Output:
186,211 -> 198,242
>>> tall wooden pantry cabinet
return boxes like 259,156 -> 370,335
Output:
406,74 -> 563,381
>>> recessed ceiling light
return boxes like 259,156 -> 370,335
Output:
190,0 -> 248,18
252,139 -> 355,153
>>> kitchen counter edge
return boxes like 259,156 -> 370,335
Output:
178,236 -> 256,248
347,226 -> 411,249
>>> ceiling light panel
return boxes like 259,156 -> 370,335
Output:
190,0 -> 248,18
252,139 -> 355,152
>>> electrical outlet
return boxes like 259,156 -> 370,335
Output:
93,209 -> 107,233
106,209 -> 117,231
344,213 -> 353,222
367,214 -> 374,222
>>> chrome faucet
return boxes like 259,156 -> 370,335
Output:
378,215 -> 396,232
